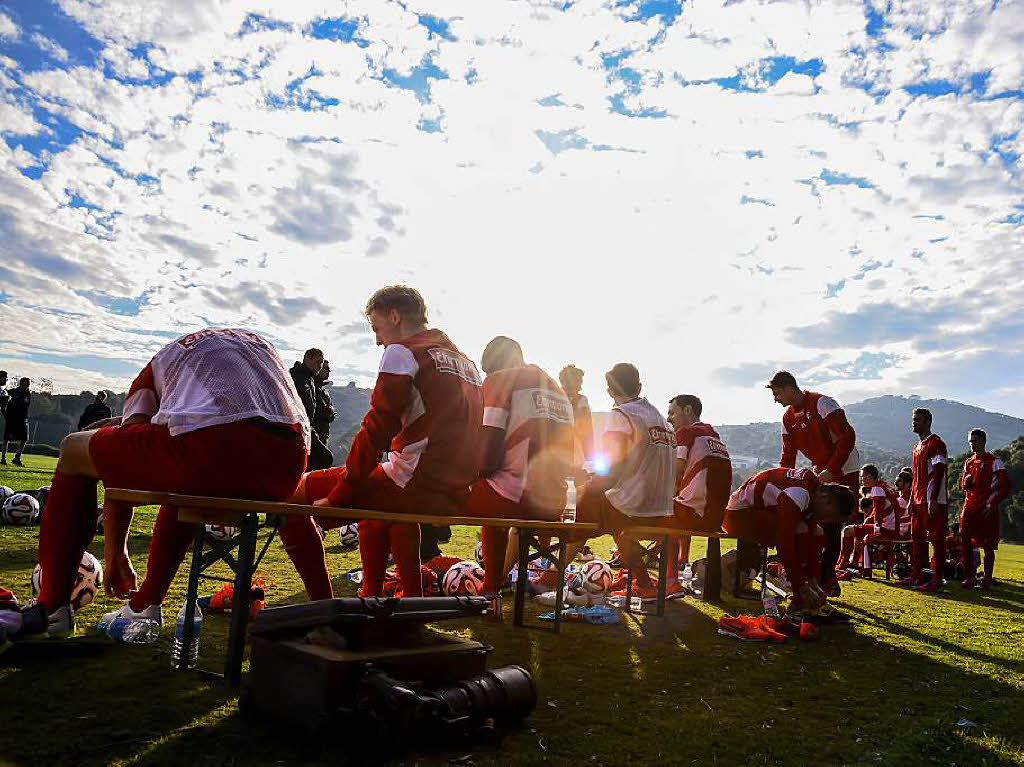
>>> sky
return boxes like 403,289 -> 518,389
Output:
0,0 -> 1022,424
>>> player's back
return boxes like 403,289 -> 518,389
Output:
675,422 -> 732,514
604,397 -> 676,517
729,467 -> 817,513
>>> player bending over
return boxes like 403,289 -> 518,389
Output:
664,394 -> 732,599
837,464 -> 900,577
293,286 -> 483,598
959,429 -> 1010,590
1,328 -> 312,641
465,336 -> 574,616
724,467 -> 855,613
898,408 -> 949,592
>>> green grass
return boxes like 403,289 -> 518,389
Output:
2,453 -> 1023,766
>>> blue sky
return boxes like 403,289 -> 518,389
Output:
0,0 -> 1022,423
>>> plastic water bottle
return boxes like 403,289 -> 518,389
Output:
102,614 -> 161,644
171,602 -> 202,669
562,479 -> 577,523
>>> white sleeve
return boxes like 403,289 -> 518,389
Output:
378,344 -> 418,377
676,445 -> 689,461
816,395 -> 841,419
483,407 -> 510,429
930,454 -> 947,466
993,458 -> 1005,471
870,486 -> 885,498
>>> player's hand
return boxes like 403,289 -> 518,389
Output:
105,551 -> 137,598
312,497 -> 332,508
817,469 -> 836,483
84,416 -> 122,430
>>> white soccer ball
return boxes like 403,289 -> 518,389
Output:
442,560 -> 486,596
32,552 -> 103,611
0,486 -> 13,504
3,493 -> 40,525
338,523 -> 359,548
474,540 -> 485,567
205,524 -> 239,540
578,559 -> 614,594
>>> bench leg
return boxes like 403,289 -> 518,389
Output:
656,535 -> 668,616
552,535 -> 567,634
224,512 -> 257,687
178,522 -> 204,672
705,537 -> 722,603
625,563 -> 634,613
513,527 -> 530,627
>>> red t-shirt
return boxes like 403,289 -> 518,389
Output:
780,391 -> 858,477
482,365 -> 573,511
911,433 -> 948,506
962,452 -> 1011,511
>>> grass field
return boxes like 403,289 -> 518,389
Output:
1,454 -> 1023,766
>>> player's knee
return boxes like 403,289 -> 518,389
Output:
56,432 -> 92,474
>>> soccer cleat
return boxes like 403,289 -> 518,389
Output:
1,603 -> 74,640
0,457 -> 6,465
810,603 -> 852,624
916,579 -> 942,593
979,578 -> 994,591
12,458 -> 24,467
835,570 -> 853,581
960,576 -> 977,589
717,615 -> 780,642
823,579 -> 842,598
611,582 -> 658,602
664,581 -> 691,601
895,575 -> 922,589
859,568 -> 873,579
0,587 -> 18,610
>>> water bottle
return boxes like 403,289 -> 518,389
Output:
562,479 -> 577,523
171,601 -> 202,669
102,614 -> 161,644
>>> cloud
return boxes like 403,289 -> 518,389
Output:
0,10 -> 18,40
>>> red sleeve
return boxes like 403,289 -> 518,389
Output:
870,492 -> 886,524
929,442 -> 948,503
822,408 -> 855,477
123,361 -> 159,419
780,414 -> 797,469
992,465 -> 1011,507
335,371 -> 411,494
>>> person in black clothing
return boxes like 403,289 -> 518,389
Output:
78,391 -> 112,430
290,348 -> 333,471
2,377 -> 31,466
312,360 -> 336,451
0,371 -> 8,416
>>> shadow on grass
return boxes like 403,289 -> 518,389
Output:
872,576 -> 1024,617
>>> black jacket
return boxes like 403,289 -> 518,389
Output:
79,401 -> 112,430
5,388 -> 30,423
290,362 -> 333,470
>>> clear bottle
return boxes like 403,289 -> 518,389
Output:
171,601 -> 203,669
562,479 -> 577,523
105,615 -> 161,644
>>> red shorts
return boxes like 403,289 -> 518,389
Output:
910,501 -> 947,543
89,419 -> 306,501
960,504 -> 1000,549
303,465 -> 466,529
465,480 -> 560,521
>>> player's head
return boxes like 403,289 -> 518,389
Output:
766,370 -> 801,407
897,468 -> 912,493
481,336 -> 524,375
316,359 -> 331,382
968,428 -> 986,454
303,348 -> 324,375
667,394 -> 702,429
18,377 -> 29,389
860,463 -> 880,488
859,495 -> 873,514
812,482 -> 856,523
365,285 -> 428,346
559,364 -> 584,396
96,390 -> 108,403
911,407 -> 932,437
605,363 -> 641,403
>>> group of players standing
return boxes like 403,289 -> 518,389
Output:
0,284 -> 1012,642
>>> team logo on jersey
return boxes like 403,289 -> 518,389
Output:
531,391 -> 573,423
648,426 -> 676,447
785,468 -> 813,481
428,348 -> 483,386
705,437 -> 729,458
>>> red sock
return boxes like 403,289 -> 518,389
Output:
983,549 -> 995,580
960,526 -> 973,575
930,538 -> 945,583
130,505 -> 196,610
481,527 -> 509,594
911,539 -> 926,579
838,531 -> 855,569
37,471 -> 98,609
796,530 -> 824,587
279,515 -> 333,601
390,523 -> 422,597
664,538 -> 680,583
358,520 -> 390,597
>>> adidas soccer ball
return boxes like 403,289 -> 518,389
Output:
442,560 -> 486,596
338,523 -> 359,548
474,540 -> 485,567
32,552 -> 103,611
579,559 -> 614,594
3,493 -> 40,525
205,524 -> 239,540
0,486 -> 13,504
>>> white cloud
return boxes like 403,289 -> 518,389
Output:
0,10 -> 18,40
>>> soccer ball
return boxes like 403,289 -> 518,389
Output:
205,524 -> 239,540
3,493 -> 40,525
578,559 -> 614,594
338,523 -> 359,548
474,540 -> 485,567
442,560 -> 486,596
32,552 -> 103,611
0,486 -> 13,504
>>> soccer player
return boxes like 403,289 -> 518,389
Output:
572,363 -> 677,601
559,364 -> 594,477
297,286 -> 483,599
767,371 -> 859,594
1,328 -> 311,640
837,464 -> 900,577
465,336 -> 574,612
1,377 -> 31,467
664,394 -> 732,599
959,429 -> 1011,589
724,467 -> 855,611
899,408 -> 949,592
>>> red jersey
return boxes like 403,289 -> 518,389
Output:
780,391 -> 858,477
911,433 -> 948,505
481,364 -> 574,511
334,329 -> 483,503
123,328 -> 310,446
727,467 -> 820,520
962,452 -> 1011,511
866,480 -> 900,529
674,422 -> 732,516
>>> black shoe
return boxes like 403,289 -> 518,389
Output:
12,458 -> 23,467
806,603 -> 852,625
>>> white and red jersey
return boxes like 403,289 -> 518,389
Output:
780,391 -> 859,477
339,329 -> 483,499
728,467 -> 820,521
912,433 -> 948,506
482,364 -> 574,511
123,328 -> 310,447
674,422 -> 731,516
603,397 -> 676,517
866,480 -> 900,530
962,452 -> 1011,511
